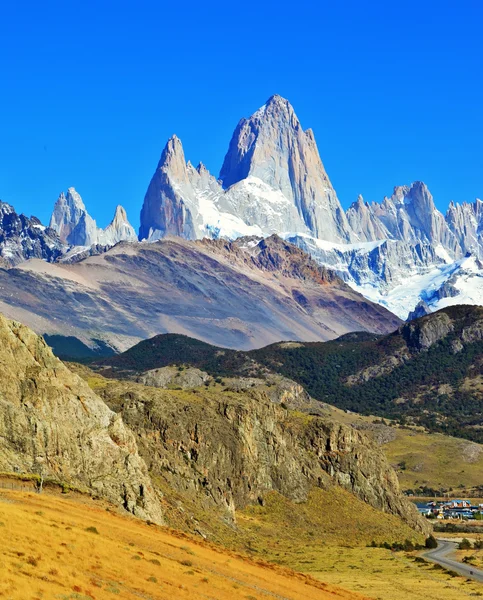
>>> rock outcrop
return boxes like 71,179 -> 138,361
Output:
402,311 -> 455,351
0,314 -> 163,523
95,377 -> 430,535
137,366 -> 212,389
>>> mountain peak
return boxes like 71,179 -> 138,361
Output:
156,135 -> 189,184
218,96 -> 353,243
264,94 -> 292,111
50,188 -> 97,246
161,135 -> 184,160
101,205 -> 137,245
266,93 -> 287,105
64,187 -> 86,210
113,204 -> 128,222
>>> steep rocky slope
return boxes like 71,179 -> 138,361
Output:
0,313 -> 429,550
75,367 -> 429,537
0,314 -> 163,523
97,305 -> 483,442
0,235 -> 400,353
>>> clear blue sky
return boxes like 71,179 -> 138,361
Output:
1,0 -> 482,231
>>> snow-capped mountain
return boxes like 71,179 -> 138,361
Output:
0,201 -> 64,266
50,187 -> 137,248
139,95 -> 354,244
138,95 -> 483,319
2,94 -> 481,321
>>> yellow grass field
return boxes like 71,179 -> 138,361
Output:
311,546 -> 482,600
0,488 -> 366,600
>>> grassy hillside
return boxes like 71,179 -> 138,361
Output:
329,407 -> 483,495
94,305 -> 483,442
0,487 -> 363,600
1,481 -> 479,600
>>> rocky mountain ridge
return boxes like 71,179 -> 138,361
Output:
0,235 -> 400,353
50,187 -> 137,248
0,201 -> 65,266
0,313 -> 163,523
0,312 -> 430,544
1,94 -> 481,320
78,365 -> 430,537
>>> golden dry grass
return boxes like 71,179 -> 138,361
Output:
0,489 -> 367,600
311,546 -> 483,600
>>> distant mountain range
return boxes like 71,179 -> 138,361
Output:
1,94 -> 482,321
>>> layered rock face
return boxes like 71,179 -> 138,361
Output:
0,313 -> 163,523
50,188 -> 137,248
97,377 -> 429,534
0,201 -> 64,266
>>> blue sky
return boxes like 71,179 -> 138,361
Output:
1,0 -> 482,231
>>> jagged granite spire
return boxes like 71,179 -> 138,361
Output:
219,94 -> 354,243
139,135 -> 198,241
50,188 -> 136,248
99,205 -> 137,246
346,195 -> 390,242
50,187 -> 98,246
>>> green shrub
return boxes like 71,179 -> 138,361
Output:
85,526 -> 99,534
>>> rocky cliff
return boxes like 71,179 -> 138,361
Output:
93,374 -> 430,536
0,313 -> 163,523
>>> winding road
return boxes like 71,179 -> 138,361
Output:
424,539 -> 483,583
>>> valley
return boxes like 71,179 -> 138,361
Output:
2,10 -> 482,600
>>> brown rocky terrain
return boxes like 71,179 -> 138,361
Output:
0,311 -> 431,551
0,235 -> 400,353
